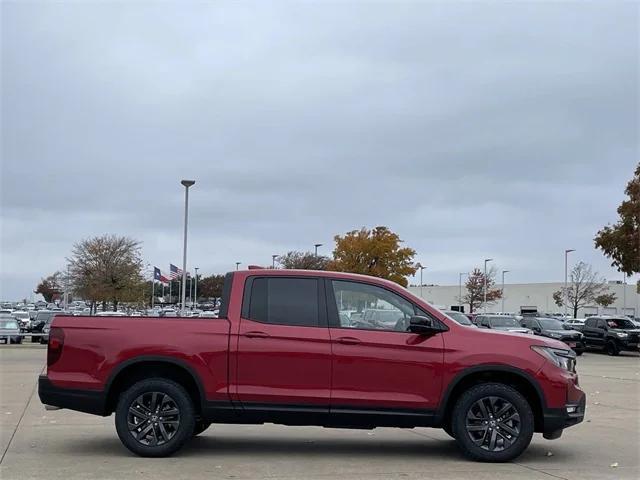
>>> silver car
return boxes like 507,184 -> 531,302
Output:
0,315 -> 22,344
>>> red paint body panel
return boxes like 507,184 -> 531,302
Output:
47,269 -> 583,424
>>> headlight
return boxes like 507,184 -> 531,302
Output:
531,345 -> 576,372
549,332 -> 562,339
615,332 -> 628,338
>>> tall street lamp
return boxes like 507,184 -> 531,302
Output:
314,243 -> 323,256
235,262 -> 241,271
180,179 -> 195,312
459,272 -> 468,312
564,249 -> 575,316
272,254 -> 278,268
483,258 -> 493,313
501,270 -> 510,313
194,267 -> 199,309
417,263 -> 426,298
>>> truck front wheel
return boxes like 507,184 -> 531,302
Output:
115,378 -> 195,457
451,383 -> 534,462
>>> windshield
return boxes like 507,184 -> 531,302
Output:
538,318 -> 565,330
489,317 -> 519,327
446,311 -> 472,326
0,320 -> 19,329
607,318 -> 636,329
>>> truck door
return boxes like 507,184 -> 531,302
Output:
235,275 -> 332,414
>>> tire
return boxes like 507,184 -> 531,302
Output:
115,378 -> 195,457
443,423 -> 456,439
606,341 -> 619,356
193,420 -> 211,436
575,351 -> 583,356
451,383 -> 534,462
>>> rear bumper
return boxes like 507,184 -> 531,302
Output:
38,375 -> 107,416
542,394 -> 586,435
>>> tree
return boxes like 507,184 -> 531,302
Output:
461,268 -> 502,313
328,226 -> 417,287
594,163 -> 640,276
197,274 -> 225,299
552,290 -> 564,308
34,272 -> 63,302
554,262 -> 609,318
68,235 -> 144,311
594,292 -> 617,308
277,251 -> 330,270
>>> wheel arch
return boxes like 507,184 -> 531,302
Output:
104,356 -> 206,415
436,365 -> 546,433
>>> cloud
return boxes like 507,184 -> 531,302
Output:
1,1 -> 638,299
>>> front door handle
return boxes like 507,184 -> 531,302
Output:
336,336 -> 361,345
244,331 -> 270,339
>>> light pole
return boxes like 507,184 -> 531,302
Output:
417,263 -> 426,298
235,262 -> 241,271
459,272 -> 468,312
194,267 -> 199,309
272,255 -> 278,268
564,249 -> 575,316
180,179 -> 195,312
623,273 -> 627,316
483,258 -> 493,313
501,270 -> 510,313
314,243 -> 323,256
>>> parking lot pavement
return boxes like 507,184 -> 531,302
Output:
0,346 -> 638,480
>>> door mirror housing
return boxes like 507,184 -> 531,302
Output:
408,316 -> 441,334
533,326 -> 541,333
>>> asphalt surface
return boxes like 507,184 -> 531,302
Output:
0,344 -> 638,480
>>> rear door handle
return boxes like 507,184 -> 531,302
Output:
244,331 -> 270,339
336,337 -> 361,345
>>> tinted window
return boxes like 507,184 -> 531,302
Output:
248,277 -> 319,327
585,318 -> 596,328
597,319 -> 607,329
331,280 -> 415,331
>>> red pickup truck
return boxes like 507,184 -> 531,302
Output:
39,269 -> 585,461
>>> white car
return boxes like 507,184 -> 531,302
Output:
564,318 -> 586,327
95,311 -> 127,317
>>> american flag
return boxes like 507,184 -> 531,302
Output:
169,264 -> 183,279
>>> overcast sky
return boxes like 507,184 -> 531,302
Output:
1,2 -> 638,300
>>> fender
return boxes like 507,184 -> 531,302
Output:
104,355 -> 207,410
434,363 -> 547,424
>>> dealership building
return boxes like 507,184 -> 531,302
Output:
408,281 -> 639,318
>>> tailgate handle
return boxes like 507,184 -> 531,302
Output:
336,336 -> 361,345
244,331 -> 269,339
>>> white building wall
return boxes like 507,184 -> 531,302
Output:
408,282 -> 639,318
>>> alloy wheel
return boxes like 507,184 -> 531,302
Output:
465,396 -> 521,452
127,392 -> 181,446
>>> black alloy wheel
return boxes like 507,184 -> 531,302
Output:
127,392 -> 181,446
465,396 -> 521,452
115,378 -> 195,457
452,383 -> 534,462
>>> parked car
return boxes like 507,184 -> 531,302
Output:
564,318 -> 586,328
31,311 -> 63,343
475,315 -> 532,334
442,310 -> 477,327
12,310 -> 32,330
520,317 -> 584,355
40,270 -> 585,461
0,314 -> 22,344
95,311 -> 128,317
576,316 -> 640,356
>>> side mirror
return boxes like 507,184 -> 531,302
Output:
408,316 -> 441,334
533,326 -> 541,333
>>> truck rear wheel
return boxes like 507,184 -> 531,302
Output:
115,378 -> 195,457
452,383 -> 534,462
606,341 -> 619,356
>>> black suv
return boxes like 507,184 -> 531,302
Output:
521,317 -> 585,355
579,316 -> 639,356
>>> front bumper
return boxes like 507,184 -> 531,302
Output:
542,394 -> 586,437
38,375 -> 107,416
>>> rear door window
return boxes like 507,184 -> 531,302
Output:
248,277 -> 319,327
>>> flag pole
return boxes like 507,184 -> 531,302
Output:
151,277 -> 155,309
